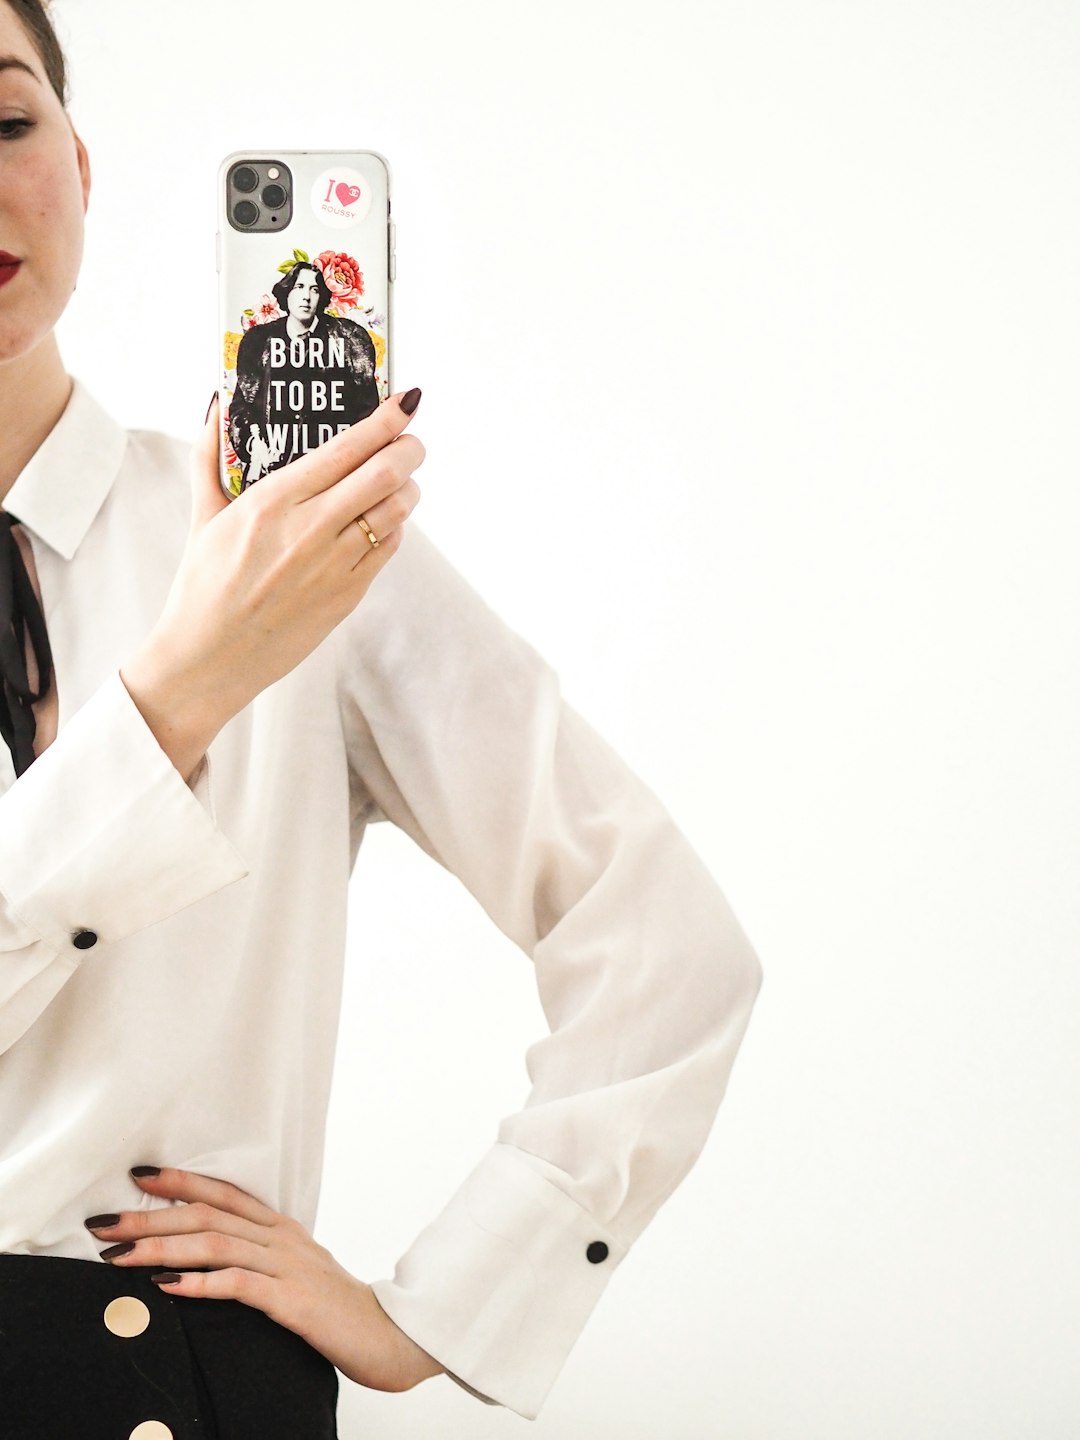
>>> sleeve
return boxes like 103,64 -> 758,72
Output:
336,522 -> 764,1421
0,667 -> 250,1057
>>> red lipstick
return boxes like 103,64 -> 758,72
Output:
0,252 -> 21,288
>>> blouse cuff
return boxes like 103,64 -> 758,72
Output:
0,668 -> 250,951
368,1142 -> 629,1421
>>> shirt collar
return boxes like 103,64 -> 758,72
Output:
3,374 -> 129,561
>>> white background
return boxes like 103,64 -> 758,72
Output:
50,1 -> 1079,1435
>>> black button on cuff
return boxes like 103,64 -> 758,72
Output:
72,929 -> 98,949
586,1241 -> 609,1264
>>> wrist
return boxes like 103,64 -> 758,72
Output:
401,1343 -> 446,1389
119,636 -> 233,784
123,629 -> 235,739
364,1283 -> 446,1390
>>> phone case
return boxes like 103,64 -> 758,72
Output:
215,149 -> 394,499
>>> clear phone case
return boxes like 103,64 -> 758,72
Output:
215,149 -> 394,499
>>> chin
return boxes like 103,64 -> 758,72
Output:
0,319 -> 42,366
0,295 -> 68,366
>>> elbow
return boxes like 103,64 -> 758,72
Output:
711,923 -> 764,1037
744,942 -> 764,1000
736,929 -> 764,1009
711,893 -> 764,1005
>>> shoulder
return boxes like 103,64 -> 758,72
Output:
125,425 -> 189,470
127,422 -> 191,482
74,420 -> 194,579
64,378 -> 201,534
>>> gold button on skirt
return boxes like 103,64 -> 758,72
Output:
103,1294 -> 151,1338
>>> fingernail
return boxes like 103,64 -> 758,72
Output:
130,1165 -> 160,1177
399,387 -> 421,416
100,1241 -> 136,1260
84,1213 -> 120,1231
151,1272 -> 183,1285
205,390 -> 218,423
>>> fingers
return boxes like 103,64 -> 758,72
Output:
130,1164 -> 281,1228
341,475 -> 421,567
271,389 -> 423,506
313,431 -> 425,539
104,1231 -> 277,1280
346,520 -> 405,590
92,1199 -> 266,1248
190,393 -> 231,532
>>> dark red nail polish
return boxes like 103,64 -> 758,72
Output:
399,387 -> 421,415
84,1213 -> 120,1231
151,1272 -> 182,1284
130,1165 -> 160,1177
100,1241 -> 135,1260
205,390 -> 218,423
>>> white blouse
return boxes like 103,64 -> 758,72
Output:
0,375 -> 763,1420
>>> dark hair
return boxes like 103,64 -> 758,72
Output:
6,0 -> 68,108
272,262 -> 332,315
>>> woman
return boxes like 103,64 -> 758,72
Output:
0,1 -> 763,1436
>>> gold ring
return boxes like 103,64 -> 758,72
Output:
356,515 -> 379,547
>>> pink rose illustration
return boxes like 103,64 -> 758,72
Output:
242,293 -> 285,330
315,250 -> 364,314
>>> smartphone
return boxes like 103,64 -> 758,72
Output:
214,149 -> 395,500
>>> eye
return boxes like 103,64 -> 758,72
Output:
0,118 -> 34,140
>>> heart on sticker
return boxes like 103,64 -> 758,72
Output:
335,182 -> 361,208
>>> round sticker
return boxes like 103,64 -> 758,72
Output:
309,165 -> 373,231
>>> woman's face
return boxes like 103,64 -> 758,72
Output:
0,2 -> 90,367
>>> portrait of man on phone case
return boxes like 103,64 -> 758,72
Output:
228,260 -> 380,491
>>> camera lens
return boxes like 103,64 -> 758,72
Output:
233,166 -> 259,193
233,199 -> 259,226
262,183 -> 287,209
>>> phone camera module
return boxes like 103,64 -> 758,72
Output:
226,159 -> 294,232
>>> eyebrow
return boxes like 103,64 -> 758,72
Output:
0,56 -> 41,84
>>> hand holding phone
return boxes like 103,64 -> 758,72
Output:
126,386 -> 424,744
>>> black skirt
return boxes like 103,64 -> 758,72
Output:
0,1253 -> 340,1439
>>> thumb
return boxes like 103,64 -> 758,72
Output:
189,392 -> 232,533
